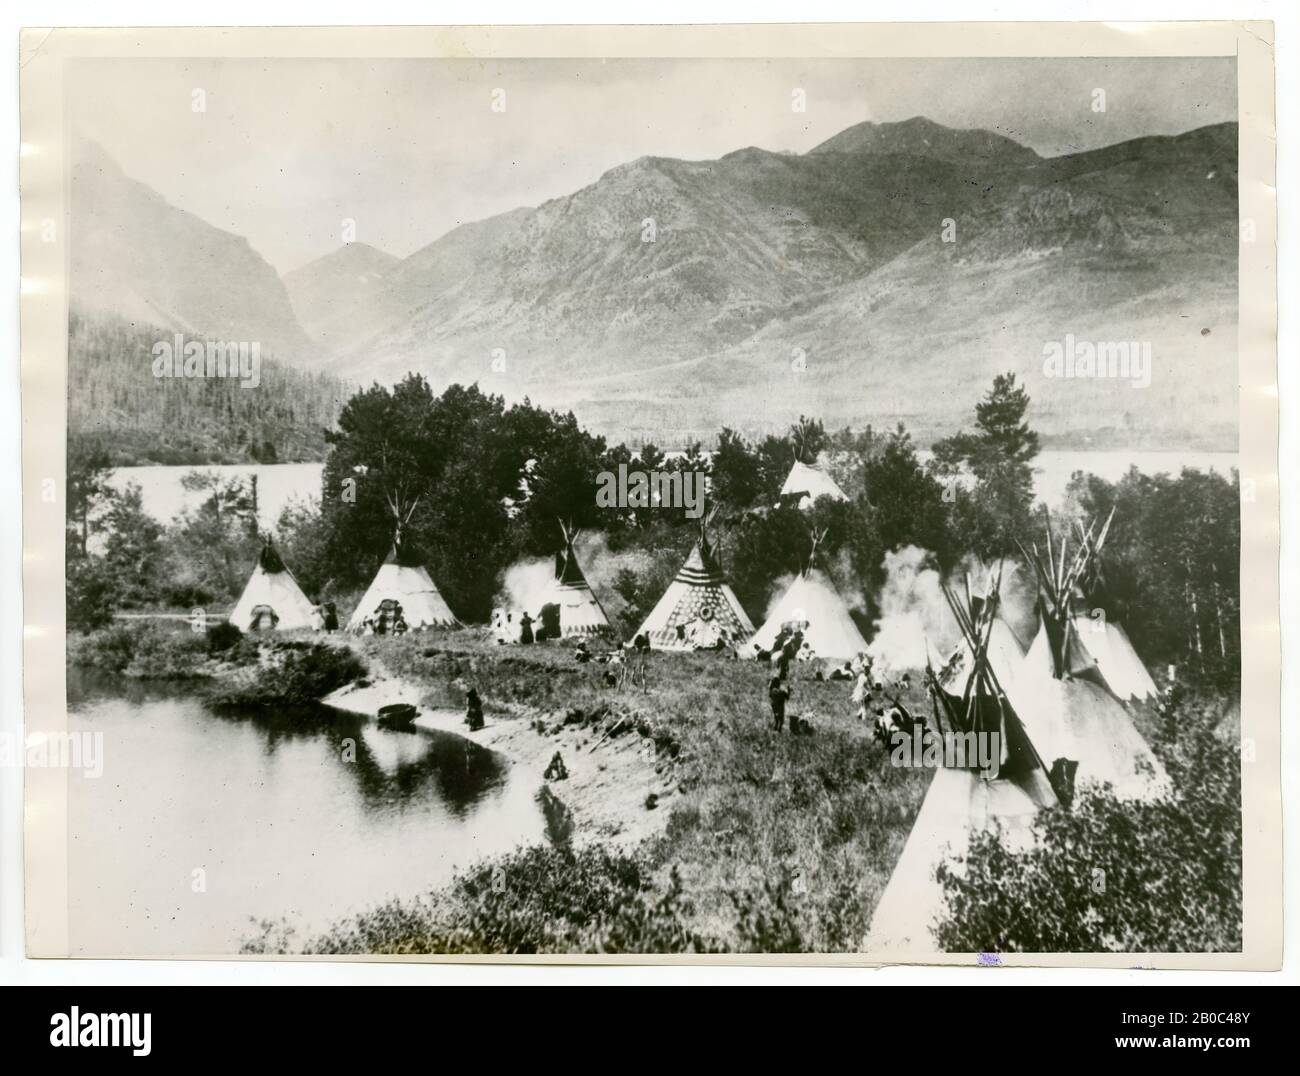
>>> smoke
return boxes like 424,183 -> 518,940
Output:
866,547 -> 1040,674
495,530 -> 656,626
499,557 -> 555,616
867,545 -> 954,674
763,574 -> 798,622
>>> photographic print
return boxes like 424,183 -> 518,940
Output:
19,23 -> 1280,965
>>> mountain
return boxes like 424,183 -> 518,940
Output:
284,242 -> 400,350
67,140 -> 346,464
70,138 -> 311,359
808,116 -> 1040,166
67,119 -> 1240,453
304,118 -> 1236,449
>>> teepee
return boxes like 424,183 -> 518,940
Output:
347,532 -> 459,633
867,569 -> 1059,953
1009,512 -> 1169,802
1068,512 -> 1160,703
541,522 -> 611,637
637,512 -> 754,650
230,537 -> 318,632
937,564 -> 1027,692
751,529 -> 868,661
778,459 -> 849,510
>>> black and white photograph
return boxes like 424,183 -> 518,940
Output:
13,16 -> 1285,980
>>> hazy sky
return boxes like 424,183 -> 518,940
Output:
67,57 -> 1236,275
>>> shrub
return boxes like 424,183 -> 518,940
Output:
205,621 -> 243,653
263,844 -> 718,955
933,704 -> 1241,953
210,642 -> 365,706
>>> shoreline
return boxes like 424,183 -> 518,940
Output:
322,664 -> 673,852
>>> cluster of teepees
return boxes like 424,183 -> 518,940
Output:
541,521 -> 612,637
636,509 -> 754,650
751,527 -> 869,662
1009,510 -> 1169,802
867,566 -> 1059,952
229,536 -> 318,632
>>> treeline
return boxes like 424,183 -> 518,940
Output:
68,307 -> 351,465
66,371 -> 1240,690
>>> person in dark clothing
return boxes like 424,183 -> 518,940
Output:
769,676 -> 791,732
323,602 -> 339,632
464,688 -> 484,731
574,640 -> 591,663
519,612 -> 534,644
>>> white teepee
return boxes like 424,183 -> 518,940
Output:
541,523 -> 611,637
778,459 -> 849,510
637,519 -> 754,650
1069,514 -> 1160,703
937,568 -> 1027,692
1011,512 -> 1169,801
347,541 -> 459,632
230,539 -> 318,632
751,530 -> 868,661
867,571 -> 1058,953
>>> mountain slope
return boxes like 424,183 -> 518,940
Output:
70,138 -> 312,359
284,242 -> 400,349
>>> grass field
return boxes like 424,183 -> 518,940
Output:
297,628 -> 938,952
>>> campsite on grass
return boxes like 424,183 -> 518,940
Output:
64,373 -> 1243,956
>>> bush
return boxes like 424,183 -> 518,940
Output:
250,845 -> 718,955
67,620 -> 212,678
66,557 -> 115,631
933,705 -> 1241,953
210,642 -> 365,706
205,621 -> 243,653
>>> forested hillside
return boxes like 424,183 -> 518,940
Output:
68,308 -> 349,465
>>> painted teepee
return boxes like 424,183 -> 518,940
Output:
867,567 -> 1059,953
347,530 -> 459,633
1008,512 -> 1169,802
541,521 -> 611,637
637,512 -> 754,650
230,536 -> 318,632
751,529 -> 868,661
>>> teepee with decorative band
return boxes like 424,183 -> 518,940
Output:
1008,510 -> 1169,802
541,521 -> 611,637
230,536 -> 318,632
637,511 -> 754,650
751,528 -> 868,661
867,565 -> 1059,954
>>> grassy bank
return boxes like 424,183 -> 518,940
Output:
69,619 -> 367,705
249,630 -> 936,953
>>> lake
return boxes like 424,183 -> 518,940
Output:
66,669 -> 547,956
109,450 -> 1239,530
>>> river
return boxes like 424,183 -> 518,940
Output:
66,669 -> 547,956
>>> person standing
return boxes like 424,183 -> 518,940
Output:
769,675 -> 791,732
